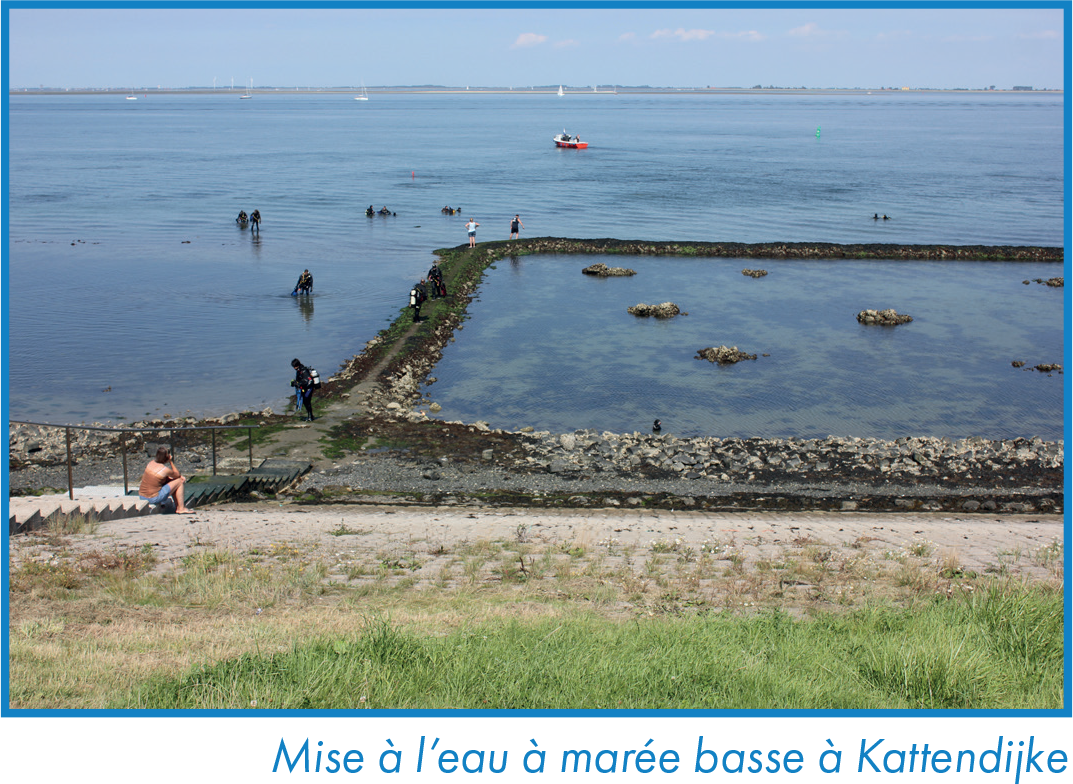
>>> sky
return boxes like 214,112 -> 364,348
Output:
4,5 -> 1067,90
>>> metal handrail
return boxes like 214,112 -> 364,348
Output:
9,420 -> 259,499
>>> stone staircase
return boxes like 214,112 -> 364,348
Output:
8,458 -> 311,535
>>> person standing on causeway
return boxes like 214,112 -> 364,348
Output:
291,358 -> 316,421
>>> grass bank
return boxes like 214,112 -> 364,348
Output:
8,516 -> 1063,710
121,585 -> 1063,710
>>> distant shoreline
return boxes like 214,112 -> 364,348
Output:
9,87 -> 1063,97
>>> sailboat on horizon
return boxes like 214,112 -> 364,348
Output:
354,81 -> 369,101
240,78 -> 253,99
558,85 -> 564,97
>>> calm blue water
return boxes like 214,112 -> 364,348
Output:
5,91 -> 1067,437
426,255 -> 1064,440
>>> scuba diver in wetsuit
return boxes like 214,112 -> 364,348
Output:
294,269 -> 313,295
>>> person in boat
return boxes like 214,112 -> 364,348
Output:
294,269 -> 313,295
509,214 -> 524,240
237,210 -> 248,224
250,209 -> 261,232
573,135 -> 580,142
138,447 -> 194,514
409,279 -> 428,322
427,263 -> 445,299
466,218 -> 480,248
291,358 -> 316,421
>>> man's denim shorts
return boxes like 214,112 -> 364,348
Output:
141,485 -> 172,505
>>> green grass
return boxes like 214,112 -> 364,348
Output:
119,584 -> 1063,710
11,517 -> 1062,711
227,419 -> 288,450
320,426 -> 371,460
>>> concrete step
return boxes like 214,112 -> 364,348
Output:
10,459 -> 312,536
8,492 -> 160,535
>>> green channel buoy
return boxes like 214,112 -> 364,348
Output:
816,126 -> 821,138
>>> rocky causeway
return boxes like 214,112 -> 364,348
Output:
8,238 -> 1065,515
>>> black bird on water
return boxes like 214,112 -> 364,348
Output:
652,419 -> 662,433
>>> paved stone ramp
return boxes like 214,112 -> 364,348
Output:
8,458 -> 311,535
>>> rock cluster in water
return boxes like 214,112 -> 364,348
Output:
582,263 -> 636,277
1023,277 -> 1064,287
857,308 -> 913,325
1010,361 -> 1062,373
695,346 -> 757,364
627,302 -> 681,318
742,269 -> 768,278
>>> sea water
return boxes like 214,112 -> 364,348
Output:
5,91 -> 1066,438
425,255 -> 1064,440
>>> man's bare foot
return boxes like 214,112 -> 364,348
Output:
176,509 -> 195,515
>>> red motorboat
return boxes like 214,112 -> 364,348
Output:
554,131 -> 588,149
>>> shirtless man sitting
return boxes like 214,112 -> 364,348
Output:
138,447 -> 194,514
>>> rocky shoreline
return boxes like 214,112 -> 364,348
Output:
279,423 -> 1062,514
8,239 -> 1064,513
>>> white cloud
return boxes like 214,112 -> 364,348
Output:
788,22 -> 846,39
1018,30 -> 1060,40
651,28 -> 715,42
788,22 -> 820,37
618,32 -> 636,42
719,30 -> 764,42
553,39 -> 579,49
511,32 -> 547,49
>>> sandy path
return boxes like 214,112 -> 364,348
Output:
15,503 -> 1062,582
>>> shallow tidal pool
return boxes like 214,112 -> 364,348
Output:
422,255 -> 1064,441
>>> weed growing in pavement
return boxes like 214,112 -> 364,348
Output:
1032,539 -> 1063,576
330,523 -> 369,536
908,538 -> 934,558
649,537 -> 682,554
